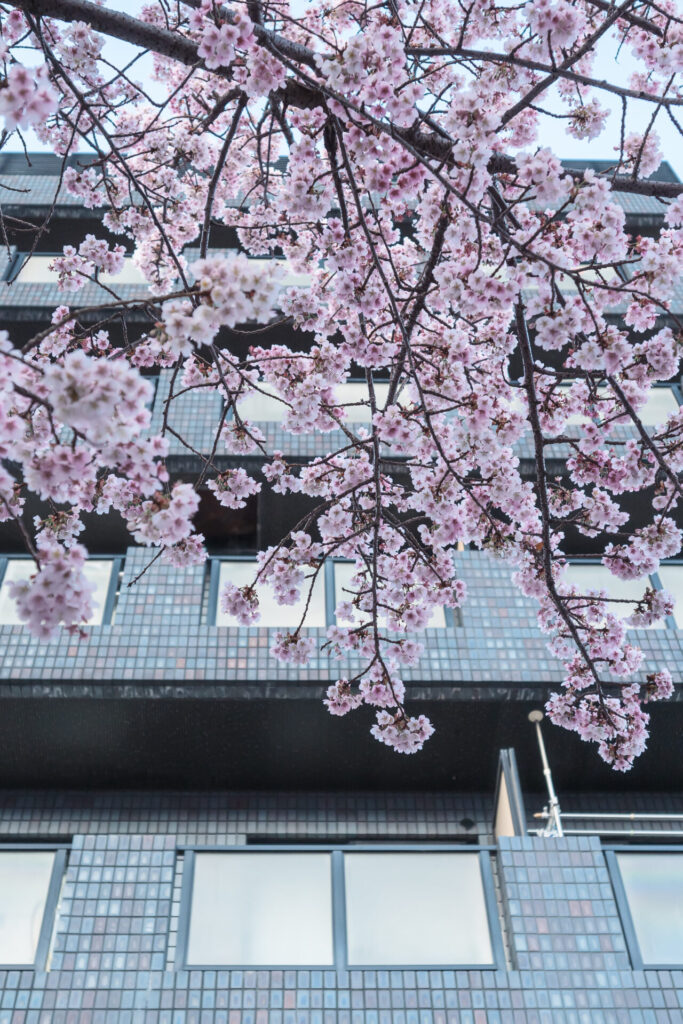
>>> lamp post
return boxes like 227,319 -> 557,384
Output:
528,710 -> 563,838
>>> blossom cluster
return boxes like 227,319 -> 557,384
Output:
0,0 -> 682,762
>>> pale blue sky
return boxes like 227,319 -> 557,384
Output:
17,0 -> 683,180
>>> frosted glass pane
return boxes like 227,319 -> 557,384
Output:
335,382 -> 391,422
618,854 -> 683,965
15,255 -> 146,285
0,852 -> 55,964
637,388 -> 679,427
344,852 -> 494,966
235,381 -> 394,423
334,561 -> 446,628
657,565 -> 683,627
0,559 -> 112,626
187,852 -> 333,966
235,384 -> 285,421
555,387 -> 592,426
216,259 -> 310,289
554,387 -> 679,429
563,564 -> 662,628
217,560 -> 326,627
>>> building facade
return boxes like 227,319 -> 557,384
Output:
0,152 -> 682,1022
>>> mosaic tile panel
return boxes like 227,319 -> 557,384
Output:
0,550 -> 681,697
0,794 -> 678,1022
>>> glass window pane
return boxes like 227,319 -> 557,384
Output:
335,382 -> 391,422
235,383 -> 285,422
637,387 -> 679,427
617,853 -> 683,965
186,852 -> 334,966
216,561 -> 326,627
334,561 -> 446,628
563,564 -> 662,628
344,852 -> 494,966
215,258 -> 309,289
0,559 -> 112,626
656,565 -> 683,627
15,254 -> 147,285
0,852 -> 55,965
235,381 -> 395,423
556,387 -> 593,426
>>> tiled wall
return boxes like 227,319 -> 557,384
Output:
0,547 -> 681,697
0,791 -> 681,1023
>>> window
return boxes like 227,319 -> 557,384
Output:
182,851 -> 334,967
234,381 -> 393,423
0,849 -> 66,968
211,559 -> 453,629
552,385 -> 679,429
13,254 -> 147,286
655,564 -> 683,628
333,560 -> 447,628
178,846 -> 503,970
607,850 -> 683,968
213,559 -> 326,627
344,851 -> 495,966
0,557 -> 120,626
563,563 -> 664,628
636,386 -> 680,427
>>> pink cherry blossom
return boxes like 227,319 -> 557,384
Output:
0,0 -> 682,764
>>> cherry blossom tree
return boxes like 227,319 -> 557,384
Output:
0,0 -> 682,768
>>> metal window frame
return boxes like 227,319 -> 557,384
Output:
0,555 -> 123,626
0,845 -> 67,971
605,844 -> 683,971
175,843 -> 505,972
2,248 -> 20,283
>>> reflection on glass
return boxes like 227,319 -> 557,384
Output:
563,564 -> 663,628
344,852 -> 494,966
656,565 -> 683,628
0,852 -> 55,964
334,561 -> 446,628
334,381 -> 392,422
0,559 -> 112,626
618,853 -> 683,965
186,852 -> 334,966
216,560 -> 326,627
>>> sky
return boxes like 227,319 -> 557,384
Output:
15,0 -> 683,181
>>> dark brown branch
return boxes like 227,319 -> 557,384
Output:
10,0 -> 683,200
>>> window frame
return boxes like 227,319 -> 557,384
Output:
175,843 -> 505,972
0,555 -> 123,627
605,844 -> 683,971
208,557 -> 457,630
0,844 -> 67,971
